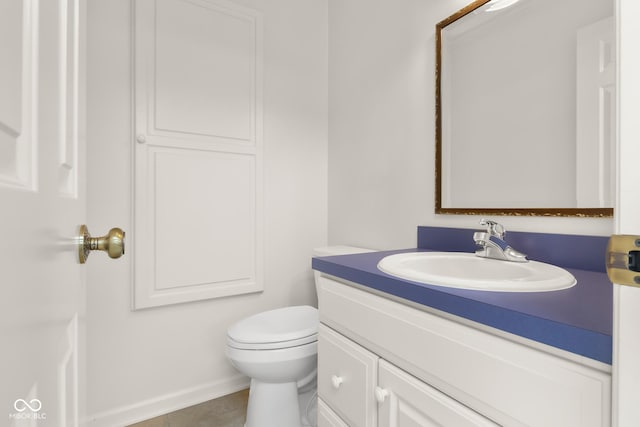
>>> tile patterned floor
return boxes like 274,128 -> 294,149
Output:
128,389 -> 249,427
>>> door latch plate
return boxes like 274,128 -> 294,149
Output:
606,234 -> 640,287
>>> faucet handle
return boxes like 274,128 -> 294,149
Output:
479,219 -> 505,239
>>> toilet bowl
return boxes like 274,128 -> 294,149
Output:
226,305 -> 318,427
225,246 -> 374,427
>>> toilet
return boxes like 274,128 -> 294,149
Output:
225,246 -> 373,427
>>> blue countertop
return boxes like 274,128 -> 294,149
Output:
312,227 -> 613,364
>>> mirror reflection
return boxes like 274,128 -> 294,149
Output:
436,0 -> 614,216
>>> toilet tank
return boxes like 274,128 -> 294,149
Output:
313,245 -> 375,257
312,245 -> 374,284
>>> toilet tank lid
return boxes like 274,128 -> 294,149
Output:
313,245 -> 375,257
227,305 -> 318,344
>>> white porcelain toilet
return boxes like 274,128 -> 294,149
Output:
225,246 -> 374,427
226,305 -> 318,427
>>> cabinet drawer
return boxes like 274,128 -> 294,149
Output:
318,324 -> 378,427
318,398 -> 349,427
378,360 -> 499,427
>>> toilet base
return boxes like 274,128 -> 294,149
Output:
245,379 -> 301,427
299,386 -> 317,427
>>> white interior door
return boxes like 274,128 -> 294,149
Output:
576,16 -> 615,208
612,0 -> 640,425
1,0 -> 86,425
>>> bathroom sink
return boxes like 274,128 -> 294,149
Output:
377,252 -> 576,292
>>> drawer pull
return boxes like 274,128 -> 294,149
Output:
331,375 -> 344,389
375,386 -> 389,403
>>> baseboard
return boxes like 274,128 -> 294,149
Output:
85,374 -> 250,427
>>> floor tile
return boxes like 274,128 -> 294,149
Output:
128,389 -> 248,427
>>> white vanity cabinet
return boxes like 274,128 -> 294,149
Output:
318,324 -> 497,427
316,276 -> 612,427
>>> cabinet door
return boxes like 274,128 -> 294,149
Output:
378,360 -> 499,427
318,324 -> 379,427
133,0 -> 264,308
318,398 -> 350,427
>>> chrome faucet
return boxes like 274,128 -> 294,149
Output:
473,219 -> 527,262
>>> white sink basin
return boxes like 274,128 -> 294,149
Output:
377,252 -> 576,292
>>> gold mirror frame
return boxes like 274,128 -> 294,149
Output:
434,0 -> 613,218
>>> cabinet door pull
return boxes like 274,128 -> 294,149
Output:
331,375 -> 344,389
375,386 -> 390,403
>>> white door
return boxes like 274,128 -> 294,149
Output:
576,16 -> 616,208
1,1 -> 87,425
612,0 -> 640,425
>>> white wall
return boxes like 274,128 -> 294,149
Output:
328,0 -> 613,252
86,0 -> 327,424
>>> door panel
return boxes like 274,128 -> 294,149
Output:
153,0 -> 254,139
1,0 -> 86,425
153,150 -> 255,290
576,16 -> 615,208
133,0 -> 264,309
0,0 -> 37,189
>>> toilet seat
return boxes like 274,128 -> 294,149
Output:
227,334 -> 318,350
227,305 -> 318,350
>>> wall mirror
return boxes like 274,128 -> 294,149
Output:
435,0 -> 614,217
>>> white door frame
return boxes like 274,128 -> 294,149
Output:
612,0 -> 640,425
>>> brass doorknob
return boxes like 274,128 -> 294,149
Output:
78,225 -> 125,264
